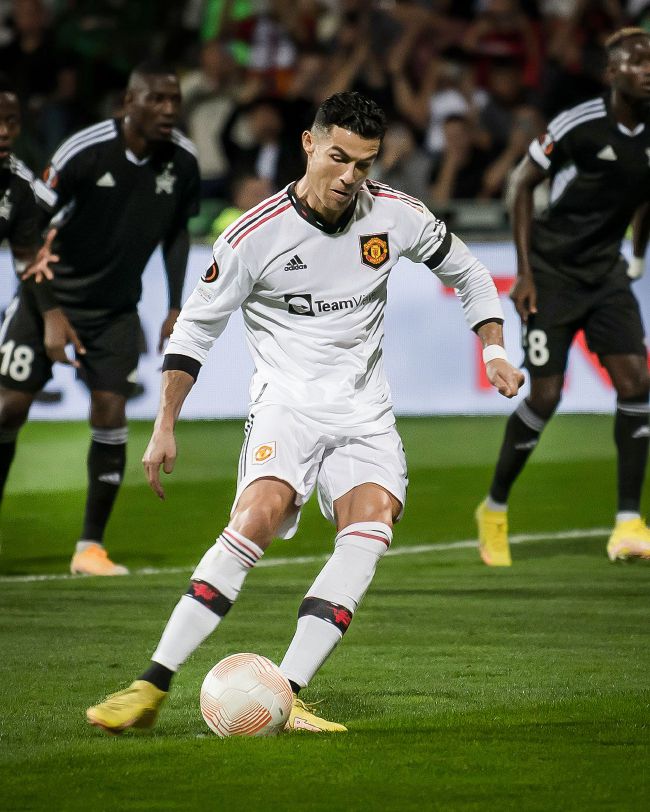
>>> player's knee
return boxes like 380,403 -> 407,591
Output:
615,373 -> 650,402
89,392 -> 126,428
527,388 -> 561,420
335,484 -> 400,529
230,499 -> 288,545
231,478 -> 296,544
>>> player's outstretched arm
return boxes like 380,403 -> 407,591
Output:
143,369 -> 195,500
509,157 -> 545,322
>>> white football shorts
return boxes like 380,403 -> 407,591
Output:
232,404 -> 408,539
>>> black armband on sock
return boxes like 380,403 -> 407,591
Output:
162,353 -> 201,381
186,579 -> 233,617
298,597 -> 353,634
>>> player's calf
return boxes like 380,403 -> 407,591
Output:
280,522 -> 391,692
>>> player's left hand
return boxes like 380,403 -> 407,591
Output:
486,358 -> 524,398
158,308 -> 180,353
142,427 -> 177,500
20,229 -> 59,283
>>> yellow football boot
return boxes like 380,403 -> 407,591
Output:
285,695 -> 347,733
70,543 -> 129,576
86,680 -> 167,733
475,499 -> 512,567
607,518 -> 650,561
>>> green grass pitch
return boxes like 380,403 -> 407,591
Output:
0,415 -> 648,811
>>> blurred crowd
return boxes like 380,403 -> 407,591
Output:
2,0 -> 650,233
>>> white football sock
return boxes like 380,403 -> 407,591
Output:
280,521 -> 391,687
616,511 -> 641,523
152,527 -> 264,672
192,526 -> 264,600
152,595 -> 221,672
280,615 -> 343,688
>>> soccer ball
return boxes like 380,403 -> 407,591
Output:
200,653 -> 293,738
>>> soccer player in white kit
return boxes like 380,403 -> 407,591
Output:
87,92 -> 523,734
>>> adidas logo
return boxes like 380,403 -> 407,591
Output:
98,472 -> 122,485
284,254 -> 307,271
597,145 -> 617,161
96,172 -> 116,187
514,440 -> 538,451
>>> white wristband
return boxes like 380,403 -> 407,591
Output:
482,345 -> 508,364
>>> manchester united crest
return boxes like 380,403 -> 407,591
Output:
360,233 -> 389,269
252,441 -> 276,464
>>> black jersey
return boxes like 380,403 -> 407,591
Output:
0,155 -> 45,254
35,119 -> 200,316
527,96 -> 650,283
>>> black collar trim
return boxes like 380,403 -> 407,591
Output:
287,182 -> 357,234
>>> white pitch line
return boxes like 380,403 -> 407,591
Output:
0,527 -> 609,584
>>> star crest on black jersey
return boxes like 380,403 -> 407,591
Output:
0,189 -> 12,220
155,162 -> 176,195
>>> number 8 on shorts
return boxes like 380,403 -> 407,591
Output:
526,328 -> 550,367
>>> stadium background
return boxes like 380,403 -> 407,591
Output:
4,0 -> 650,418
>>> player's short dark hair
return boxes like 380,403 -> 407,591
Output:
313,92 -> 387,140
128,60 -> 178,85
605,27 -> 650,58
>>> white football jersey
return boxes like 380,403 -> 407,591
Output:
167,180 -> 503,434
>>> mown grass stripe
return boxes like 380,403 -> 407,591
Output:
0,527 -> 609,583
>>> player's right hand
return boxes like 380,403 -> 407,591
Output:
142,429 -> 177,500
43,308 -> 86,367
486,359 -> 525,399
509,273 -> 537,322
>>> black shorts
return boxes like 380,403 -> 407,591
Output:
0,289 -> 140,395
522,262 -> 647,377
